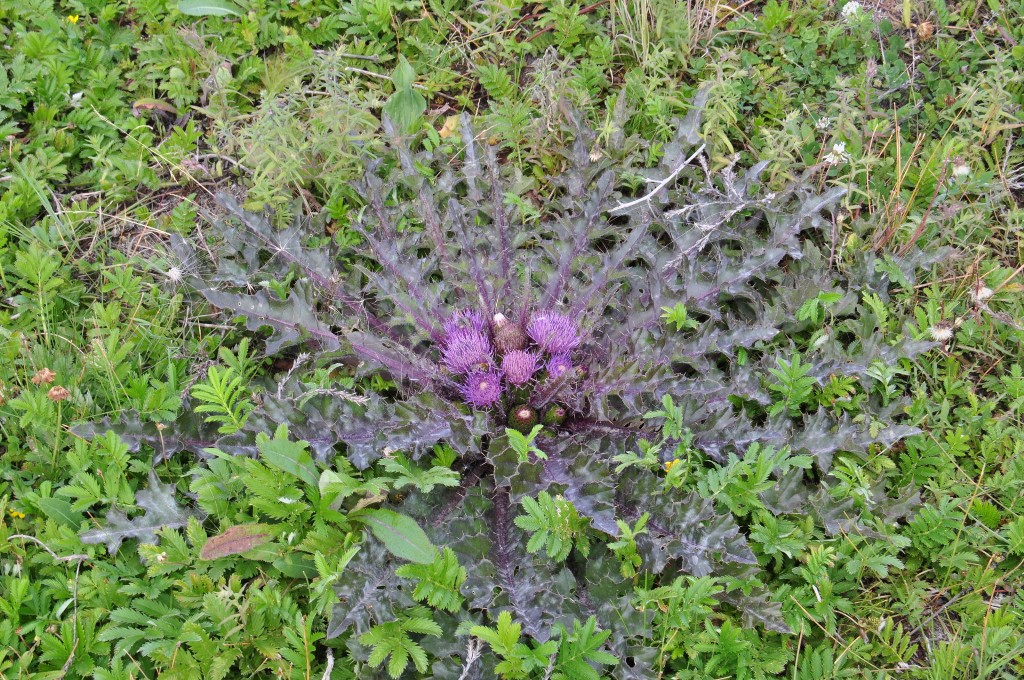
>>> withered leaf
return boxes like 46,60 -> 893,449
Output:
200,524 -> 273,560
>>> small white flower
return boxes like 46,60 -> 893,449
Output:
165,265 -> 184,284
815,116 -> 832,131
841,1 -> 862,18
929,324 -> 953,342
952,163 -> 971,178
823,142 -> 850,165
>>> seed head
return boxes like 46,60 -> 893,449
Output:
973,286 -> 994,303
929,323 -> 953,342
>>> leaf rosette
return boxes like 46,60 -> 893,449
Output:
78,100 -> 938,676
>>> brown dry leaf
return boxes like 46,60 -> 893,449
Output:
352,492 -> 387,512
438,115 -> 460,139
132,98 -> 179,115
200,524 -> 273,560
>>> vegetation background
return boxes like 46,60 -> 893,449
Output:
1,0 -> 1023,677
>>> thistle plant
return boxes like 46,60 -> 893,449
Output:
79,101 -> 940,676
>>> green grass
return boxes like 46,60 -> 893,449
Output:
2,0 -> 1023,677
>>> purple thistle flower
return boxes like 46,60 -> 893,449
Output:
443,309 -> 487,336
546,353 -> 574,379
442,328 -> 492,374
527,311 -> 581,354
461,370 -> 503,408
501,350 -> 539,386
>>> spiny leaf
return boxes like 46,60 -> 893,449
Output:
199,280 -> 339,356
81,472 -> 202,554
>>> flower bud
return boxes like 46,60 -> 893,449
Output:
507,404 -> 538,434
542,404 -> 567,427
493,313 -> 527,354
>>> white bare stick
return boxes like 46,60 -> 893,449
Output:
457,639 -> 482,680
610,144 -> 706,214
321,648 -> 334,680
8,534 -> 88,562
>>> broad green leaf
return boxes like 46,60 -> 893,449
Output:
177,0 -> 243,16
391,58 -> 416,90
257,425 -> 319,487
383,88 -> 426,135
36,497 -> 84,528
358,508 -> 436,564
274,553 -> 318,578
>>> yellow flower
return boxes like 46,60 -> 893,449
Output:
8,509 -> 26,520
67,14 -> 79,23
664,459 -> 680,473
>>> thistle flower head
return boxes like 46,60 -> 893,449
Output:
546,353 -> 574,379
461,370 -> 503,408
527,311 -> 581,354
442,328 -> 493,374
501,350 -> 539,386
443,309 -> 488,336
